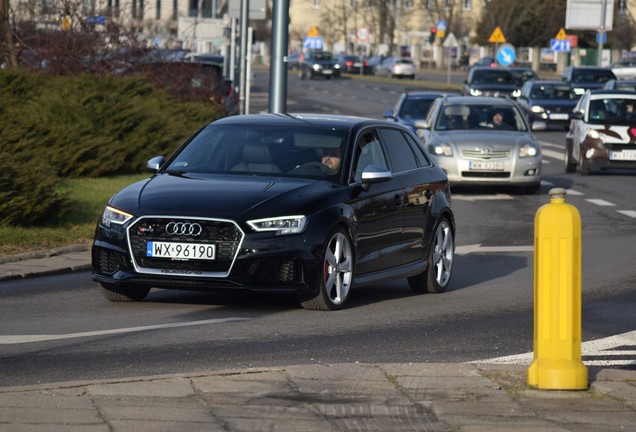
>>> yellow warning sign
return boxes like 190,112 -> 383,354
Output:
555,28 -> 568,40
308,26 -> 320,37
488,26 -> 506,43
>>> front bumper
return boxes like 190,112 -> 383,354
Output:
92,216 -> 322,294
436,153 -> 542,187
580,138 -> 636,171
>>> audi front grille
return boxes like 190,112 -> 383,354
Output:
127,217 -> 244,277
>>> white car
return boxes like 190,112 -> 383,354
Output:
610,59 -> 636,80
373,57 -> 416,79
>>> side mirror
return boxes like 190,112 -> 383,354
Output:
414,119 -> 429,130
382,110 -> 396,120
147,156 -> 166,171
361,165 -> 392,184
571,111 -> 583,120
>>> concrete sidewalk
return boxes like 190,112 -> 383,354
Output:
1,247 -> 635,431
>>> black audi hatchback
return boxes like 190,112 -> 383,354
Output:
92,113 -> 455,310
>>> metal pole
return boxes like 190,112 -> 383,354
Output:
598,0 -> 607,66
245,27 -> 253,114
268,0 -> 289,114
239,0 -> 250,115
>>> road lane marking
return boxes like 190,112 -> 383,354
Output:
617,210 -> 636,218
541,148 -> 563,160
452,194 -> 514,201
473,330 -> 636,367
586,198 -> 616,207
455,244 -> 533,255
0,318 -> 250,345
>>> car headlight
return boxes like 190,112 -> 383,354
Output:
101,206 -> 133,228
247,215 -> 307,235
587,128 -> 607,140
512,89 -> 521,98
312,64 -> 321,71
432,143 -> 453,156
519,143 -> 538,157
531,105 -> 545,113
469,88 -> 482,96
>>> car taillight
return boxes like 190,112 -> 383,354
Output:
346,61 -> 353,66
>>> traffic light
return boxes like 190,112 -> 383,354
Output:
429,27 -> 437,43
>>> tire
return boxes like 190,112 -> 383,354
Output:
298,68 -> 305,79
99,283 -> 150,302
579,148 -> 591,176
408,217 -> 454,294
564,140 -> 577,173
299,228 -> 354,311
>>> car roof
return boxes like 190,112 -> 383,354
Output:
402,91 -> 447,98
588,89 -> 636,97
439,95 -> 516,105
527,80 -> 569,85
212,113 -> 400,130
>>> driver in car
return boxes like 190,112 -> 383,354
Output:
321,147 -> 342,174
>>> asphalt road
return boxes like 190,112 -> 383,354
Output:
1,70 -> 634,387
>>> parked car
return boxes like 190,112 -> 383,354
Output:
461,67 -> 520,98
602,79 -> 636,91
560,65 -> 617,96
335,54 -> 368,74
564,89 -> 636,175
383,91 -> 451,132
508,66 -> 539,86
92,113 -> 455,311
610,58 -> 636,80
416,95 -> 543,193
373,57 -> 416,79
298,50 -> 340,79
366,55 -> 384,73
516,80 -> 578,130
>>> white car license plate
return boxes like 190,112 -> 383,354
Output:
609,150 -> 636,161
147,241 -> 216,260
549,113 -> 569,120
469,161 -> 504,170
323,69 -> 333,74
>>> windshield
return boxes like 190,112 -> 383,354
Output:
572,69 -> 615,83
399,98 -> 435,120
530,84 -> 576,100
588,98 -> 636,125
436,104 -> 527,131
472,69 -> 514,84
165,124 -> 347,179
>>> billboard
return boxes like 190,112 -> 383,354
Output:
565,0 -> 614,31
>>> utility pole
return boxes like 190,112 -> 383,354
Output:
0,0 -> 17,67
598,0 -> 607,66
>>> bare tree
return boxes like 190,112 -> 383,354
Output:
1,0 -> 17,67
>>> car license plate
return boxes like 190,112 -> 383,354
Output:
146,241 -> 216,260
549,113 -> 569,120
323,69 -> 333,74
609,150 -> 636,161
469,161 -> 504,170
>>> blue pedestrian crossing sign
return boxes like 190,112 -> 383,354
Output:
550,39 -> 571,52
303,36 -> 324,50
497,44 -> 516,66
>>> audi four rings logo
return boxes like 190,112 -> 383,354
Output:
165,222 -> 203,236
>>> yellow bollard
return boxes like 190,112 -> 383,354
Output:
527,188 -> 588,390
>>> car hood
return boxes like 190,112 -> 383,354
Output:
108,173 -> 338,220
468,83 -> 517,91
529,99 -> 577,110
440,130 -> 536,149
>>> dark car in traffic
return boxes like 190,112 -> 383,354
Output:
383,91 -> 450,132
602,79 -> 636,91
561,65 -> 617,96
508,66 -> 539,87
461,67 -> 520,98
92,114 -> 455,310
298,50 -> 340,79
516,80 -> 578,130
335,54 -> 369,74
565,90 -> 636,175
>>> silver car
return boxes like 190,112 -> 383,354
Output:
373,57 -> 416,79
416,95 -> 544,194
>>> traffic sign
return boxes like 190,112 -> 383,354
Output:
555,28 -> 568,40
596,32 -> 607,44
357,27 -> 369,41
308,26 -> 320,37
497,44 -> 516,66
489,26 -> 506,43
303,36 -> 323,50
550,39 -> 571,52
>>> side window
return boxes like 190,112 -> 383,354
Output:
404,133 -> 431,167
378,128 -> 418,173
351,130 -> 389,183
